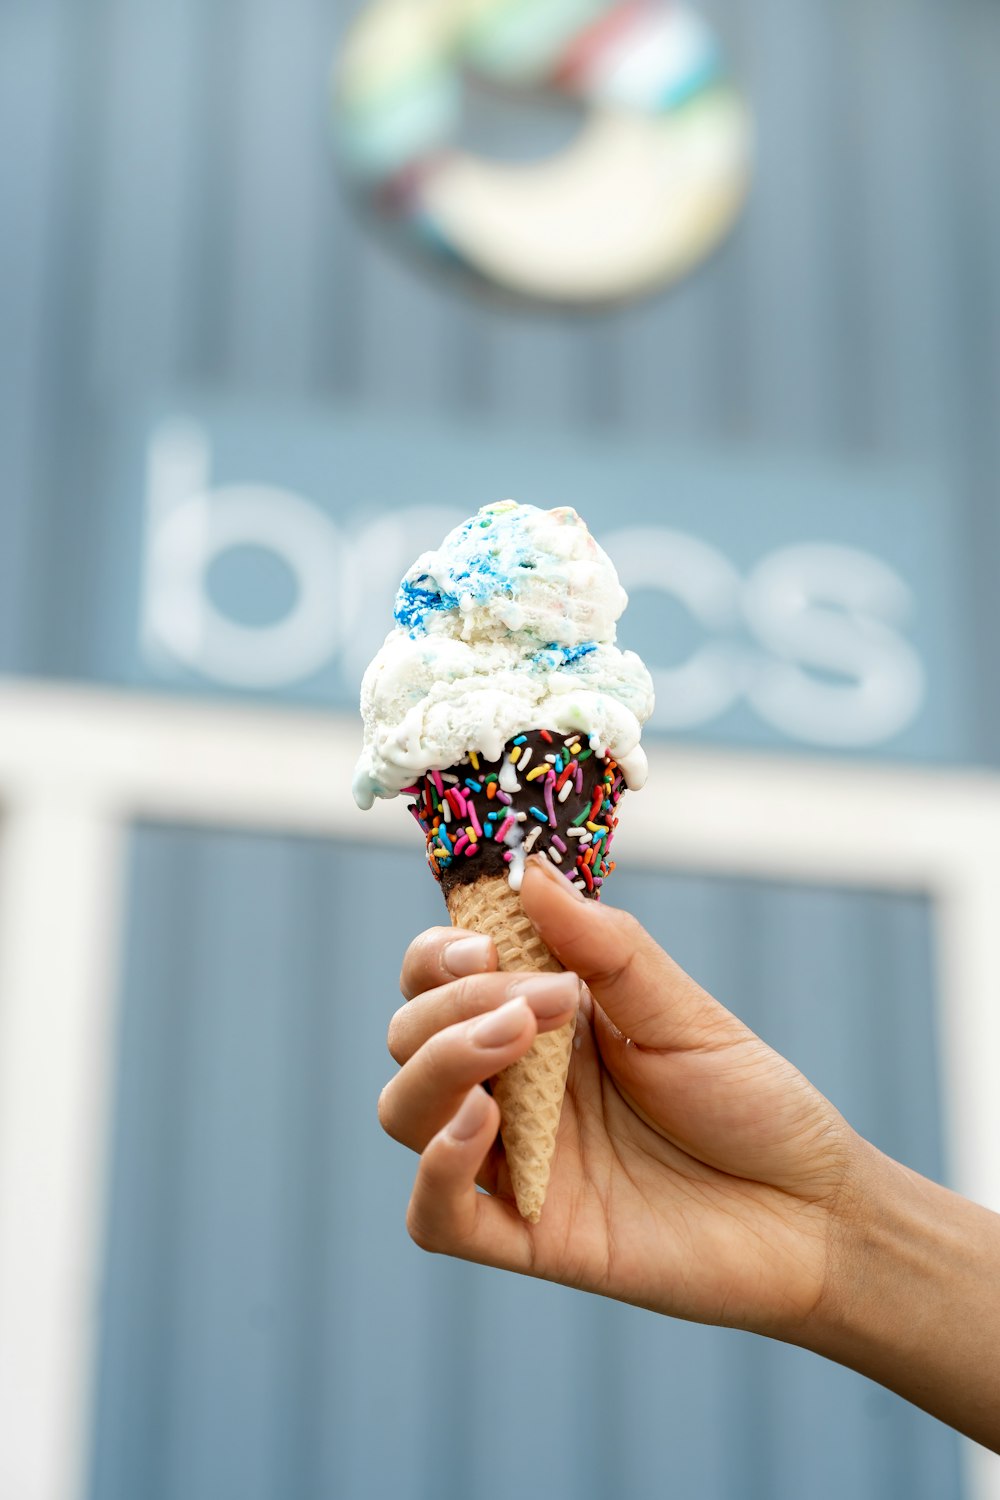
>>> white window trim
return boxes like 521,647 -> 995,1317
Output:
0,678 -> 997,1500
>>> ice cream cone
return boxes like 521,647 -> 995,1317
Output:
352,502 -> 654,1224
446,875 -> 574,1223
405,729 -> 625,1221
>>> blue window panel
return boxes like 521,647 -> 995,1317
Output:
90,830 -> 961,1500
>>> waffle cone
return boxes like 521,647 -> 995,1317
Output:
447,876 -> 573,1224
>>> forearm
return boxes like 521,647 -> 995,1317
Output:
800,1139 -> 1000,1452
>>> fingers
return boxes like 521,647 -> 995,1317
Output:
381,997 -> 537,1150
405,1087 -> 531,1272
520,856 -> 748,1054
400,927 -> 498,1000
388,969 -> 580,1065
381,978 -> 579,1150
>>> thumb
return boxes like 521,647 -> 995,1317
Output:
520,857 -> 746,1053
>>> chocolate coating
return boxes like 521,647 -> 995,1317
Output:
402,729 -> 625,900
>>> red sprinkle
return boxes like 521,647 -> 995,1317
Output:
555,759 -> 577,793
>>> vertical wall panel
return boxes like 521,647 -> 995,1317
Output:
90,0 -> 203,396
0,4 -> 80,670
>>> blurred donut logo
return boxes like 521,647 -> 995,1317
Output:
332,0 -> 751,306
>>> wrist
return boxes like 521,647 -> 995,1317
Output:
804,1136 -> 933,1352
793,1135 -> 1000,1450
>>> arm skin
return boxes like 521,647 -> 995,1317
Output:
378,855 -> 1000,1454
808,1145 -> 1000,1448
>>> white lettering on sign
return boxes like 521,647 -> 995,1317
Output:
603,528 -> 926,747
741,544 -> 925,747
143,421 -> 345,689
141,421 -> 926,746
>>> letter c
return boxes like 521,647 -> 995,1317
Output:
600,527 -> 744,728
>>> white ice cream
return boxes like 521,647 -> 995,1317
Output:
352,500 -> 654,808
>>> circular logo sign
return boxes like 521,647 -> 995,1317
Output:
332,0 -> 752,307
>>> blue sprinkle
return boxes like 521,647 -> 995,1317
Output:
529,807 -> 548,822
394,576 -> 458,634
465,778 -> 483,792
513,734 -> 527,744
532,640 -> 599,669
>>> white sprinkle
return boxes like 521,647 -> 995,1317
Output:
442,773 -> 459,784
442,801 -> 451,823
544,753 -> 557,763
524,826 -> 542,853
548,847 -> 563,864
567,827 -> 587,838
518,746 -> 533,770
516,811 -> 527,821
558,781 -> 573,803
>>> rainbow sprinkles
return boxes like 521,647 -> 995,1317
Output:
402,729 -> 625,900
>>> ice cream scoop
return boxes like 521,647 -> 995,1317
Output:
355,500 -> 653,1219
353,500 -> 653,813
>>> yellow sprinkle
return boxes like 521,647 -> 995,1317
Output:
468,751 -> 480,770
526,764 -> 549,782
466,826 -> 476,839
586,822 -> 609,834
569,741 -> 582,754
510,746 -> 521,763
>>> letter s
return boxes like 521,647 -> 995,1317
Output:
742,544 -> 925,747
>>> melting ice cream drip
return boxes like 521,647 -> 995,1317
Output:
498,754 -> 522,794
503,817 -> 526,892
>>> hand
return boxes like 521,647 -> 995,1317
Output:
380,855 -> 860,1340
381,854 -> 1000,1451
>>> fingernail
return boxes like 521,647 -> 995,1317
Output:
511,972 -> 580,1017
444,935 -> 492,977
525,855 -> 587,900
470,997 -> 530,1048
446,1086 -> 491,1142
